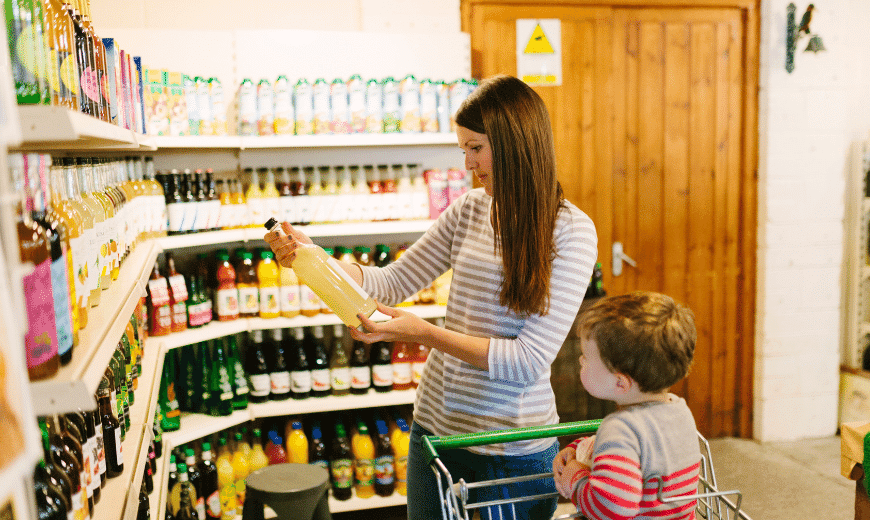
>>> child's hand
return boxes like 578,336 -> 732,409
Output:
555,460 -> 589,499
552,446 -> 577,497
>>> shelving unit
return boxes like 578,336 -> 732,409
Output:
13,105 -> 156,151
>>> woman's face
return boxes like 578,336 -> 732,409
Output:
457,126 -> 493,196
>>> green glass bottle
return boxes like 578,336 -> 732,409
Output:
209,339 -> 233,417
227,336 -> 249,410
198,342 -> 211,415
158,349 -> 181,432
120,333 -> 134,406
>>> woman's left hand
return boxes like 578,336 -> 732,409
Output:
349,300 -> 429,344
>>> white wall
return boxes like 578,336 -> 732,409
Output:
88,0 -> 870,441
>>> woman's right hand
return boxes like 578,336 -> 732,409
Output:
263,221 -> 314,269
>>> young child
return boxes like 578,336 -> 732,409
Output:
552,291 -> 700,519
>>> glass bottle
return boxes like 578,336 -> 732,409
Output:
34,459 -> 67,520
12,153 -> 59,380
199,442 -> 220,520
166,170 -> 185,235
308,422 -> 328,471
209,339 -> 234,416
329,324 -> 350,397
45,414 -> 88,520
97,377 -> 123,478
373,419 -> 395,497
60,157 -> 92,322
246,330 -> 270,403
185,448 -> 205,519
289,327 -> 310,400
307,326 -> 330,398
147,261 -> 172,337
215,250 -> 239,321
166,252 -> 189,333
37,417 -> 73,514
88,159 -> 117,288
76,158 -> 109,294
268,328 -> 290,401
236,251 -> 259,318
330,422 -> 353,501
276,167 -> 294,225
371,342 -> 393,393
292,166 -> 310,225
391,340 -> 412,391
226,336 -> 249,410
349,339 -> 371,395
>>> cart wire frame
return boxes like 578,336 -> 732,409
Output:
423,419 -> 753,520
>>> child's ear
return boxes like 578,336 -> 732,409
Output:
614,373 -> 633,393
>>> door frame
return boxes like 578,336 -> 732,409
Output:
460,0 -> 759,438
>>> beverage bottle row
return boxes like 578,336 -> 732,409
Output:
158,336 -> 250,421
5,0 -> 147,131
146,252 -> 212,336
143,70 -> 228,137
238,74 -> 476,136
12,152 -> 166,379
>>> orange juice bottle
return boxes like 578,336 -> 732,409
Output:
391,418 -> 410,496
215,435 -> 236,520
285,421 -> 308,464
244,168 -> 264,228
256,250 -> 279,319
249,428 -> 269,473
231,431 -> 250,514
351,420 -> 375,499
261,167 -> 281,223
230,180 -> 247,229
217,180 -> 232,229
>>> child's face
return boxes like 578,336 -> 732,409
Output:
579,336 -> 619,400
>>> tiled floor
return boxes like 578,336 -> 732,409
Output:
333,435 -> 853,520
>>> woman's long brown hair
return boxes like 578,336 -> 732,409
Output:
455,75 -> 563,317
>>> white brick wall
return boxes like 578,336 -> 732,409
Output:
88,0 -> 870,441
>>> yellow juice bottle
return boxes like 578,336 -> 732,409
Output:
77,158 -> 109,301
218,180 -> 232,230
278,264 -> 300,318
231,431 -> 250,514
63,158 -> 95,317
216,436 -> 237,520
351,421 -> 375,499
49,160 -> 84,347
261,167 -> 281,223
231,180 -> 247,229
256,250 -> 279,319
244,167 -> 264,228
285,421 -> 308,464
249,428 -> 269,473
392,419 -> 410,496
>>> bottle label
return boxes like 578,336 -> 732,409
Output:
291,370 -> 311,393
412,361 -> 427,384
207,490 -> 221,518
330,367 -> 350,390
95,426 -> 106,474
310,369 -> 330,392
216,288 -> 239,318
172,301 -> 188,326
23,258 -> 59,369
219,483 -> 237,520
167,203 -> 185,232
299,285 -> 321,311
196,498 -> 206,520
115,427 -> 123,466
168,274 -> 189,302
395,454 -> 408,483
354,458 -> 374,486
392,362 -> 412,385
280,284 -> 300,313
50,256 -> 74,357
237,286 -> 259,314
375,455 -> 395,485
330,459 -> 353,488
270,371 -> 291,394
259,286 -> 279,314
148,278 -> 171,307
372,364 -> 393,388
71,491 -> 85,520
350,366 -> 371,389
81,436 -> 93,495
249,373 -> 271,397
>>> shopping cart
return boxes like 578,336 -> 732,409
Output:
423,419 -> 752,520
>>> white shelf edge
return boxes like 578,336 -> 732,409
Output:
151,135 -> 243,149
156,229 -> 250,250
250,389 -> 416,418
328,489 -> 407,513
15,105 -> 139,148
162,409 -> 254,449
30,242 -> 158,413
243,132 -> 456,149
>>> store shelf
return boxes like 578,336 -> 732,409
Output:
162,409 -> 253,449
30,242 -> 160,414
239,132 -> 456,149
148,304 -> 446,352
156,229 -> 250,250
131,340 -> 167,430
250,388 -> 416,419
151,135 -> 244,149
13,105 -> 151,151
329,489 -> 407,513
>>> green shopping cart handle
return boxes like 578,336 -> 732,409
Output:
422,419 -> 602,464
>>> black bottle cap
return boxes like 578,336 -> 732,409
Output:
264,218 -> 278,230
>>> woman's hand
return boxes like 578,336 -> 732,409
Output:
348,300 -> 429,344
263,221 -> 313,268
552,446 -> 577,497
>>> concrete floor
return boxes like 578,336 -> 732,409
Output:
334,435 -> 854,520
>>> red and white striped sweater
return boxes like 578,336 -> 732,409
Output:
569,396 -> 700,520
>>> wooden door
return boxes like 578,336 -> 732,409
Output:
463,1 -> 758,438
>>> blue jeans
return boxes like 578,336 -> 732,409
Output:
407,421 -> 558,520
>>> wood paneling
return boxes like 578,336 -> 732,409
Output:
463,1 -> 758,438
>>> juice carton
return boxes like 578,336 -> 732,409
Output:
330,78 -> 350,134
209,77 -> 228,135
364,78 -> 383,133
167,71 -> 189,136
293,78 -> 314,135
196,77 -> 212,135
143,68 -> 169,136
419,78 -> 438,133
184,75 -> 200,136
382,77 -> 400,133
312,78 -> 330,134
273,75 -> 293,135
399,74 -> 420,133
348,74 -> 365,133
256,79 -> 274,136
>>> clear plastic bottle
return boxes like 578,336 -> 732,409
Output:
351,420 -> 375,499
256,250 -> 279,319
285,421 -> 308,464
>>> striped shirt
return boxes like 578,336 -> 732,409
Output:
359,188 -> 597,455
569,396 -> 701,519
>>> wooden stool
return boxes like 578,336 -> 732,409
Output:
242,463 -> 331,520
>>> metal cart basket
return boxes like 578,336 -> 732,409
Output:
423,419 -> 752,520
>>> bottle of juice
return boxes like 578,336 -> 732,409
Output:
391,418 -> 410,496
61,157 -> 93,323
322,166 -> 339,223
215,436 -> 236,520
352,164 -> 370,222
319,247 -> 335,315
268,328 -> 290,401
279,262 -> 301,318
381,164 -> 398,220
257,250 -> 279,319
165,253 -> 189,333
215,250 -> 239,321
216,180 -> 230,229
292,166 -> 310,225
289,327 -> 310,400
371,342 -> 393,393
231,431 -> 250,514
231,179 -> 247,229
249,429 -> 269,473
77,158 -> 109,298
330,422 -> 353,501
307,165 -> 325,224
329,325 -> 350,397
285,421 -> 308,464
391,341 -> 412,391
198,442 -> 220,520
146,261 -> 172,337
262,167 -> 281,223
351,420 -> 375,499
374,419 -> 395,497
48,157 -> 83,355
169,462 -> 197,516
264,219 -> 377,328
308,326 -> 331,398
264,430 -> 287,465
236,250 -> 259,318
244,168 -> 263,228
309,422 -> 328,471
276,167 -> 295,225
350,339 -> 371,395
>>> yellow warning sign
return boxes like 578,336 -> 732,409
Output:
524,24 -> 555,54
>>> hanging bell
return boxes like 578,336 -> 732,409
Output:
804,35 -> 826,53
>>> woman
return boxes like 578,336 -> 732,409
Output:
265,74 -> 597,519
